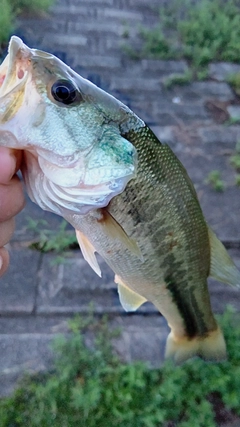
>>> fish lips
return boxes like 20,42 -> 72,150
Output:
0,36 -> 32,99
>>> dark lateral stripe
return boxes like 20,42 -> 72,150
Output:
165,275 -> 208,338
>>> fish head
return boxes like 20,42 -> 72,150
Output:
0,36 -> 143,215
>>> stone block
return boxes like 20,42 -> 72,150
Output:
129,329 -> 167,366
110,76 -> 162,92
190,82 -> 235,102
0,333 -> 54,397
200,188 -> 240,242
71,54 -> 121,70
0,248 -> 41,314
0,315 -> 70,334
36,253 -> 118,314
101,8 -> 142,21
227,105 -> 240,121
198,125 -> 240,146
141,59 -> 189,77
209,62 -> 240,82
150,125 -> 176,144
154,103 -> 210,125
42,34 -> 88,47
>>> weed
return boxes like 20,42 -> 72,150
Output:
133,0 -> 240,79
178,0 -> 240,65
0,307 -> 240,426
205,170 -> 225,192
236,139 -> 240,153
196,68 -> 209,81
0,0 -> 54,47
163,70 -> 193,88
26,217 -> 78,253
230,154 -> 240,171
227,72 -> 240,96
230,141 -> 240,172
140,25 -> 174,60
235,174 -> 240,186
11,0 -> 53,14
225,117 -> 240,126
0,0 -> 13,45
121,22 -> 130,39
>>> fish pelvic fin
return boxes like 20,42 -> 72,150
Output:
115,275 -> 147,312
76,230 -> 102,277
208,227 -> 240,288
95,209 -> 143,260
165,326 -> 227,364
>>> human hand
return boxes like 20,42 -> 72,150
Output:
0,147 -> 25,277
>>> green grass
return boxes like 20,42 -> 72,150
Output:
228,73 -> 240,96
163,70 -> 193,88
26,217 -> 78,254
229,141 -> 240,173
1,307 -> 240,426
0,0 -> 14,45
230,154 -> 240,171
205,170 -> 225,192
235,174 -> 240,186
130,0 -> 240,80
0,0 -> 54,47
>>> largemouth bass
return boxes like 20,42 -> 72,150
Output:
0,36 -> 240,363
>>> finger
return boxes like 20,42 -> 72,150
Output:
0,148 -> 23,183
0,176 -> 25,221
0,247 -> 10,277
0,218 -> 15,247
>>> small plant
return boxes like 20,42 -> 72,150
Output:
11,0 -> 53,14
178,0 -> 240,66
230,154 -> 240,171
235,174 -> 240,186
205,170 -> 225,192
230,140 -> 240,172
0,0 -> 54,47
225,116 -> 240,126
0,0 -> 13,45
196,68 -> 209,81
163,70 -> 193,88
26,217 -> 78,253
228,72 -> 240,96
140,25 -> 174,60
131,0 -> 240,78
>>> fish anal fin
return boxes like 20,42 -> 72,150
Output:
208,227 -> 240,288
76,230 -> 101,277
95,209 -> 143,260
115,274 -> 147,312
165,326 -> 227,364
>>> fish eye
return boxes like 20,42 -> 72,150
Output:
51,79 -> 78,105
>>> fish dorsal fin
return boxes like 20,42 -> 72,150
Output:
95,209 -> 143,260
208,227 -> 240,288
115,274 -> 147,312
76,230 -> 101,277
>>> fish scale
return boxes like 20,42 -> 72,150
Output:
73,126 -> 215,337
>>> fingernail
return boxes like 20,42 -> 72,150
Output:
0,256 -> 2,271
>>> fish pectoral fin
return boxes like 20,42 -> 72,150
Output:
76,230 -> 101,277
96,209 -> 143,260
115,275 -> 147,312
208,227 -> 240,288
165,326 -> 227,364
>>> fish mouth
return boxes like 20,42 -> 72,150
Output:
0,36 -> 31,98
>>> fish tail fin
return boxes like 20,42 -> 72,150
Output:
208,227 -> 240,287
165,326 -> 227,364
